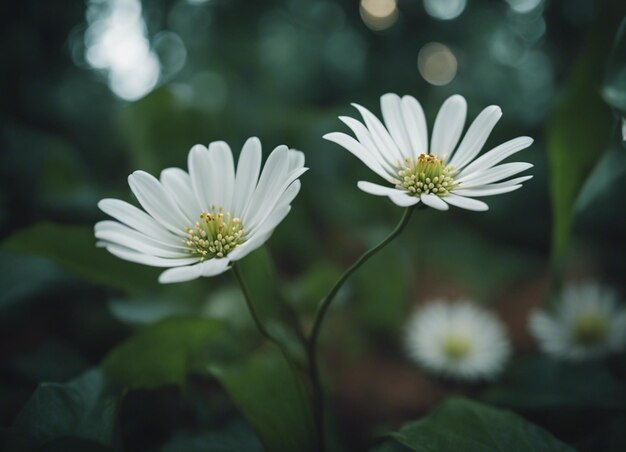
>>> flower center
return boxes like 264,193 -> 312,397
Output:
183,208 -> 245,261
442,334 -> 471,359
396,154 -> 456,197
572,313 -> 608,345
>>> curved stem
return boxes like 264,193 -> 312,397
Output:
306,206 -> 414,450
231,263 -> 284,349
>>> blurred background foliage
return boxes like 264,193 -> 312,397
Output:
1,0 -> 626,450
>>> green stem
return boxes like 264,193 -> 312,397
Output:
231,263 -> 286,351
306,206 -> 414,450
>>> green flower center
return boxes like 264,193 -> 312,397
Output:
573,313 -> 608,345
396,154 -> 456,197
442,334 -> 471,359
183,208 -> 245,261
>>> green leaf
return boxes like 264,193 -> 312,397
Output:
603,17 -> 626,114
102,316 -> 243,389
0,251 -> 69,310
121,88 -> 223,174
1,222 -> 160,293
6,369 -> 120,451
384,398 -> 574,452
481,355 -> 626,410
209,348 -> 317,452
547,3 -> 624,266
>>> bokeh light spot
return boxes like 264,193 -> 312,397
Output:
423,0 -> 467,21
360,0 -> 398,31
418,42 -> 458,86
84,0 -> 160,101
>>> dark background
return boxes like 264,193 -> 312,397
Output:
1,0 -> 626,451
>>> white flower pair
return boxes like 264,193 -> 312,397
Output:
96,94 -> 533,283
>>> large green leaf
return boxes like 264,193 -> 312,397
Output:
547,1 -> 625,266
382,398 -> 574,452
102,316 -> 244,389
1,222 -> 160,293
209,347 -> 317,452
481,356 -> 626,410
6,369 -> 120,451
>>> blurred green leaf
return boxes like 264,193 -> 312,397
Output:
0,251 -> 69,310
121,88 -> 221,174
603,17 -> 626,114
12,341 -> 89,383
236,248 -> 306,359
382,398 -> 574,452
575,138 -> 626,212
209,347 -> 317,452
102,316 -> 243,389
353,242 -> 409,333
1,222 -> 160,293
481,355 -> 626,410
6,369 -> 120,451
286,262 -> 343,313
160,420 -> 263,452
547,3 -> 624,266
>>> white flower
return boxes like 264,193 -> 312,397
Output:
95,138 -> 307,283
405,301 -> 511,381
324,93 -> 534,211
529,282 -> 626,361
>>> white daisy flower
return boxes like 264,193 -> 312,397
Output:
405,301 -> 511,381
529,282 -> 626,361
324,93 -> 534,211
95,138 -> 307,284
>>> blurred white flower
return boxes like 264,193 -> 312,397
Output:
324,93 -> 533,211
95,138 -> 307,283
405,301 -> 511,381
529,282 -> 626,361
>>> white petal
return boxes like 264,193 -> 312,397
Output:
208,141 -> 235,210
188,144 -> 213,211
95,221 -> 188,258
357,180 -> 404,196
227,231 -> 273,261
160,168 -> 202,221
242,145 -> 290,224
401,95 -> 428,158
460,137 -> 534,176
246,166 -> 307,231
288,149 -> 306,172
381,93 -> 412,160
273,180 -> 301,212
232,137 -> 262,216
104,244 -> 199,268
420,193 -> 449,210
158,258 -> 231,284
158,265 -> 202,283
457,162 -> 533,187
448,106 -> 502,169
388,192 -> 421,207
443,193 -> 489,211
97,199 -> 173,243
324,132 -> 391,182
352,103 -> 405,165
337,116 -> 398,178
248,205 -> 291,237
128,171 -> 190,235
431,95 -> 467,160
453,185 -> 522,197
